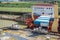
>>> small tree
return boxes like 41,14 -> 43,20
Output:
0,1 -> 1,3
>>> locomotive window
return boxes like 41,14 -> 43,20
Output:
47,8 -> 48,9
49,8 -> 50,9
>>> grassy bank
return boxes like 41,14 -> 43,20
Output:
0,2 -> 37,8
0,7 -> 32,12
0,2 -> 42,12
0,2 -> 60,12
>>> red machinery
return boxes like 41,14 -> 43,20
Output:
25,2 -> 60,34
25,16 -> 53,32
25,15 -> 38,30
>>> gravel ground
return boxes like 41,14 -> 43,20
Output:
2,30 -> 59,40
0,15 -> 59,40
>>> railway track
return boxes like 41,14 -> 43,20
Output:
0,27 -> 60,37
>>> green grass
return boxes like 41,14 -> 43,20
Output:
0,2 -> 60,12
0,2 -> 43,12
0,2 -> 59,8
0,7 -> 32,12
0,2 -> 36,8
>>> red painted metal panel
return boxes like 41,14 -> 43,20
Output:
33,4 -> 53,6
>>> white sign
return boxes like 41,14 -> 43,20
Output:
32,5 -> 54,18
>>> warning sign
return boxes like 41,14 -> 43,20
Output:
32,4 -> 54,18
